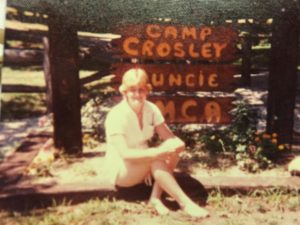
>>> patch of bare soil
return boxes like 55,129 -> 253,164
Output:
26,144 -> 108,186
26,144 -> 291,187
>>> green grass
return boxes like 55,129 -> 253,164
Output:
1,188 -> 299,225
1,67 -> 98,86
0,68 -> 100,120
1,68 -> 46,120
1,67 -> 46,86
1,93 -> 46,120
0,198 -> 187,225
207,187 -> 300,213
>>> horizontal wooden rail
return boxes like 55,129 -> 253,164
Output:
5,28 -> 116,48
2,69 -> 113,93
79,69 -> 111,86
3,48 -> 113,70
2,84 -> 46,93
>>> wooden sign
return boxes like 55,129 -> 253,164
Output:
112,24 -> 238,62
113,96 -> 234,124
150,96 -> 234,124
113,63 -> 239,92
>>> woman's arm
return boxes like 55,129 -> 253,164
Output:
109,134 -> 176,162
155,122 -> 185,153
155,122 -> 175,140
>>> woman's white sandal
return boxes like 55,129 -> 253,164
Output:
149,199 -> 170,215
182,204 -> 209,218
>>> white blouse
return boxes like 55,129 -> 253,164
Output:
103,99 -> 164,186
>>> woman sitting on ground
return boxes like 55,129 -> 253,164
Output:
104,68 -> 209,217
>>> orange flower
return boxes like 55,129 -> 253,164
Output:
255,137 -> 260,142
278,145 -> 285,150
83,134 -> 90,140
255,131 -> 262,135
271,139 -> 277,144
272,133 -> 278,138
263,133 -> 271,139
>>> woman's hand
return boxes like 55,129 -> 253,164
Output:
144,172 -> 153,186
157,137 -> 185,159
172,137 -> 185,153
163,137 -> 185,152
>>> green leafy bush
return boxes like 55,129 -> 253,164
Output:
200,100 -> 257,154
199,100 -> 288,172
81,91 -> 117,142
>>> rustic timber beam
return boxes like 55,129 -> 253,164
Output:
240,33 -> 252,87
266,7 -> 300,145
3,49 -> 43,66
5,28 -> 45,43
79,70 -> 111,86
5,28 -> 114,49
2,84 -> 45,93
43,37 -> 52,112
3,48 -> 113,70
1,69 -> 113,94
48,16 -> 82,154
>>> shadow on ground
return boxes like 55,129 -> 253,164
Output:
0,171 -> 208,212
116,172 -> 208,211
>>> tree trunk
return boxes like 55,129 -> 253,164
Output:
48,18 -> 82,154
266,9 -> 300,145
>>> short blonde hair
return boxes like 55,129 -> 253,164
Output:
119,68 -> 152,94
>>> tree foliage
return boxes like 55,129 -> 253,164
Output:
7,0 -> 299,32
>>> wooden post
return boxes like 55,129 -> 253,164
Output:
43,37 -> 52,112
266,9 -> 300,145
241,33 -> 252,87
48,18 -> 82,154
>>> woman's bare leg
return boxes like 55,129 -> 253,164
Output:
149,153 -> 180,214
149,182 -> 169,215
151,160 -> 209,218
115,153 -> 178,188
116,161 -> 151,187
115,157 -> 209,217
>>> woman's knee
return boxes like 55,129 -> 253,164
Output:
166,153 -> 180,170
151,160 -> 171,179
116,162 -> 151,187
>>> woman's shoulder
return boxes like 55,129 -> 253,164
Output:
145,100 -> 161,113
106,101 -> 127,120
144,100 -> 165,125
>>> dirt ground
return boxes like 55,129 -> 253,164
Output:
1,131 -> 300,225
7,136 -> 296,225
20,140 -> 292,188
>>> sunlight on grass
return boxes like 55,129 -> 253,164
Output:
1,67 -> 45,86
0,68 -> 99,120
207,187 -> 300,214
0,198 -> 149,225
1,93 -> 46,120
1,67 -> 99,86
1,189 -> 299,225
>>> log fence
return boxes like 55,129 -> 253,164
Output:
2,3 -> 299,151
